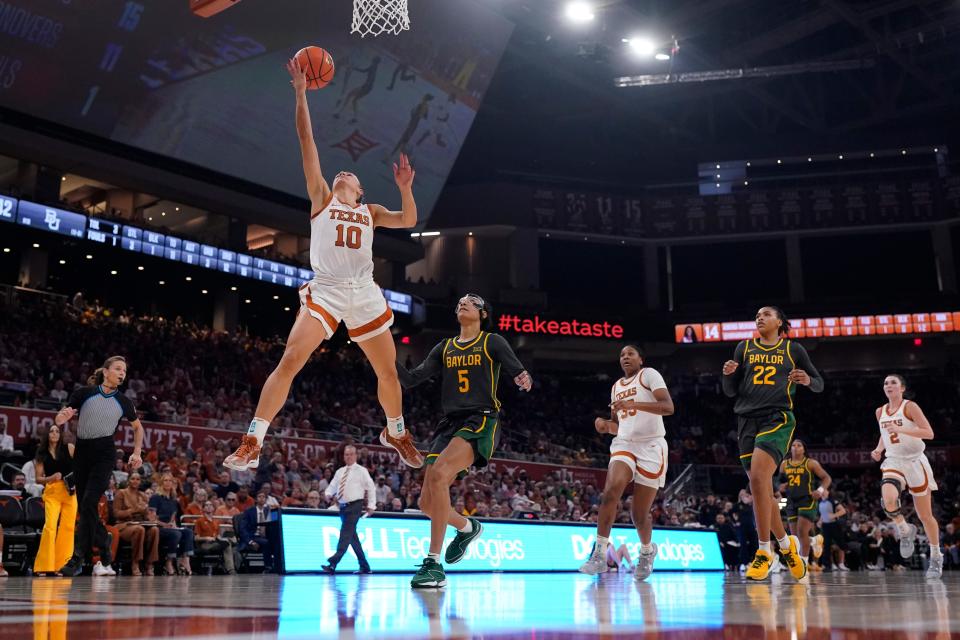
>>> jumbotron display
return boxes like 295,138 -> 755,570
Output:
2,195 -> 414,313
0,0 -> 513,224
675,313 -> 957,343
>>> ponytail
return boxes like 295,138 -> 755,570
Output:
88,355 -> 127,385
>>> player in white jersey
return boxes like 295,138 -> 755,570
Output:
579,345 -> 674,581
225,57 -> 423,472
870,373 -> 942,578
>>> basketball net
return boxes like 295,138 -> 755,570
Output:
351,0 -> 410,37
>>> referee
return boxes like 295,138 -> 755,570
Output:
55,356 -> 144,577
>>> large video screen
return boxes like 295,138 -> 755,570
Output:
0,1 -> 513,223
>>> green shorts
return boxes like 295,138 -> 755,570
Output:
738,410 -> 796,470
784,496 -> 819,522
425,412 -> 500,471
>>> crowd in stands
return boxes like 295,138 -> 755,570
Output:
2,296 -> 960,574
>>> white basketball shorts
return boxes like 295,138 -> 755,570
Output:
881,454 -> 938,497
298,279 -> 394,342
609,437 -> 668,489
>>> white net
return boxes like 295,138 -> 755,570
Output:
351,0 -> 410,37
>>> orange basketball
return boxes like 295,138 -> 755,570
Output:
295,46 -> 335,90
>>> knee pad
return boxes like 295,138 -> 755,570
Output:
880,477 -> 903,517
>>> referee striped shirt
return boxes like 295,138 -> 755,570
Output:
67,385 -> 138,440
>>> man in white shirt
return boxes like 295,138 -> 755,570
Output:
322,445 -> 376,574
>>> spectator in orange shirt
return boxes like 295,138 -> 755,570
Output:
215,492 -> 241,517
282,486 -> 306,508
184,488 -> 207,516
194,501 -> 236,574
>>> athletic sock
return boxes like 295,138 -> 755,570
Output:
931,546 -> 943,559
595,535 -> 611,555
427,553 -> 440,563
641,543 -> 655,555
895,519 -> 911,537
457,519 -> 473,534
387,416 -> 406,438
247,417 -> 270,443
758,541 -> 772,554
777,535 -> 791,550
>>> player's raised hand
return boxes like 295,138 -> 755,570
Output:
393,153 -> 415,190
722,360 -> 739,376
788,369 -> 811,386
514,370 -> 532,392
286,57 -> 307,93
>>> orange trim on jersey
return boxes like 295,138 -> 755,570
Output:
636,448 -> 666,480
310,192 -> 335,220
347,305 -> 393,337
637,369 -> 652,391
303,285 -> 338,330
885,400 -> 905,417
909,465 -> 930,495
618,371 -> 641,387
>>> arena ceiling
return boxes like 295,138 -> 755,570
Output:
448,0 -> 960,187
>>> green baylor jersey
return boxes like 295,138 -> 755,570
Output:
722,337 -> 824,416
397,331 -> 526,416
783,457 -> 814,501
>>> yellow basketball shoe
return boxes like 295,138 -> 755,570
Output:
745,549 -> 773,581
780,535 -> 808,581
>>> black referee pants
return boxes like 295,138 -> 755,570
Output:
328,501 -> 370,571
72,436 -> 115,566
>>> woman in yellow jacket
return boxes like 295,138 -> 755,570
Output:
33,424 -> 77,574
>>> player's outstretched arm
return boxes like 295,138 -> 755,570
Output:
487,333 -> 532,391
287,57 -> 330,209
396,340 -> 444,389
371,154 -> 417,229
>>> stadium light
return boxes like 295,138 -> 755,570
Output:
565,1 -> 594,23
2,248 -> 9,253
623,37 -> 656,57
655,53 -> 671,61
202,289 -> 208,294
59,259 -> 66,265
159,280 -> 165,285
86,254 -> 93,259
110,270 -> 118,275
32,243 -> 39,248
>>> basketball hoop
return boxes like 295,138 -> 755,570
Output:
351,0 -> 410,37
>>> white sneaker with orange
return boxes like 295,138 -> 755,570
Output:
224,435 -> 262,471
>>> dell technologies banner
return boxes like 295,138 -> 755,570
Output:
280,511 -> 724,573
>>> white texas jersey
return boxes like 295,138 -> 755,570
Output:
611,367 -> 668,442
310,195 -> 375,283
878,400 -> 925,458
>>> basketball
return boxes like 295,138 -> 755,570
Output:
295,46 -> 335,90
